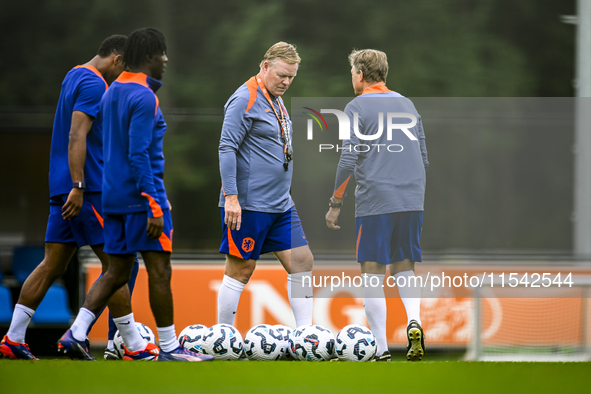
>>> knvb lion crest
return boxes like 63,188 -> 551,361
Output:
242,237 -> 255,253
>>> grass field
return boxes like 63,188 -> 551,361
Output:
1,358 -> 589,394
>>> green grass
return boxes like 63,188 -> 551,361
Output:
1,359 -> 590,394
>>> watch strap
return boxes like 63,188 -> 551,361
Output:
329,197 -> 343,208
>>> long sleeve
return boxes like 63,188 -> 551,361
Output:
333,104 -> 361,199
417,116 -> 429,170
219,94 -> 252,196
128,90 -> 160,217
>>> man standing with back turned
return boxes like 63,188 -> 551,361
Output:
325,49 -> 429,361
57,28 -> 212,362
218,42 -> 314,328
0,35 -> 138,360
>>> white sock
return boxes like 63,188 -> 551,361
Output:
157,325 -> 178,352
113,313 -> 147,353
395,270 -> 422,325
288,271 -> 313,327
363,274 -> 388,356
71,308 -> 96,341
6,304 -> 35,344
217,275 -> 245,325
107,340 -> 115,351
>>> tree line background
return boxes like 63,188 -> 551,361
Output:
0,0 -> 577,254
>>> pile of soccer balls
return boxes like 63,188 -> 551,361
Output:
178,323 -> 377,362
111,321 -> 377,361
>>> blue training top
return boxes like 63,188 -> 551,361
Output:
48,65 -> 107,197
101,71 -> 169,217
218,76 -> 294,213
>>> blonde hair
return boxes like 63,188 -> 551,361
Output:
348,49 -> 388,83
259,41 -> 301,69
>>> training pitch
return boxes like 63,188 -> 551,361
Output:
1,358 -> 588,393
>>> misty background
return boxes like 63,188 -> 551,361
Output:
0,0 -> 577,255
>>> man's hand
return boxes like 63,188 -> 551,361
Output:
325,207 -> 341,230
62,188 -> 84,219
147,216 -> 164,239
225,195 -> 242,231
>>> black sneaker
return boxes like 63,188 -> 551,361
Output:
406,320 -> 425,361
104,347 -> 119,360
373,351 -> 391,362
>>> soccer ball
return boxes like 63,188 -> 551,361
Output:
178,324 -> 208,354
273,324 -> 294,360
287,328 -> 300,359
335,324 -> 376,362
289,324 -> 335,361
201,324 -> 244,360
243,324 -> 283,360
113,322 -> 156,359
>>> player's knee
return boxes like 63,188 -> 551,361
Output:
234,262 -> 256,284
109,273 -> 130,291
390,259 -> 414,275
234,265 -> 254,284
147,262 -> 171,282
143,268 -> 171,294
293,250 -> 314,273
37,258 -> 69,279
225,255 -> 256,284
101,264 -> 131,289
239,271 -> 254,284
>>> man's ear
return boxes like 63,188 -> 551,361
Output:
113,54 -> 122,65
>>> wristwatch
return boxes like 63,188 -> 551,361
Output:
329,196 -> 343,208
72,182 -> 86,189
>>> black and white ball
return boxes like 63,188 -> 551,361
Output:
287,327 -> 301,360
113,322 -> 156,359
178,324 -> 208,354
201,324 -> 243,360
335,324 -> 376,362
289,324 -> 335,361
243,324 -> 283,360
273,324 -> 294,360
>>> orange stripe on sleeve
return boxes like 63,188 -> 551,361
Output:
356,224 -> 363,260
245,77 -> 258,114
154,95 -> 160,117
159,231 -> 173,252
334,175 -> 352,199
141,192 -> 163,218
91,205 -> 104,228
227,228 -> 244,259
